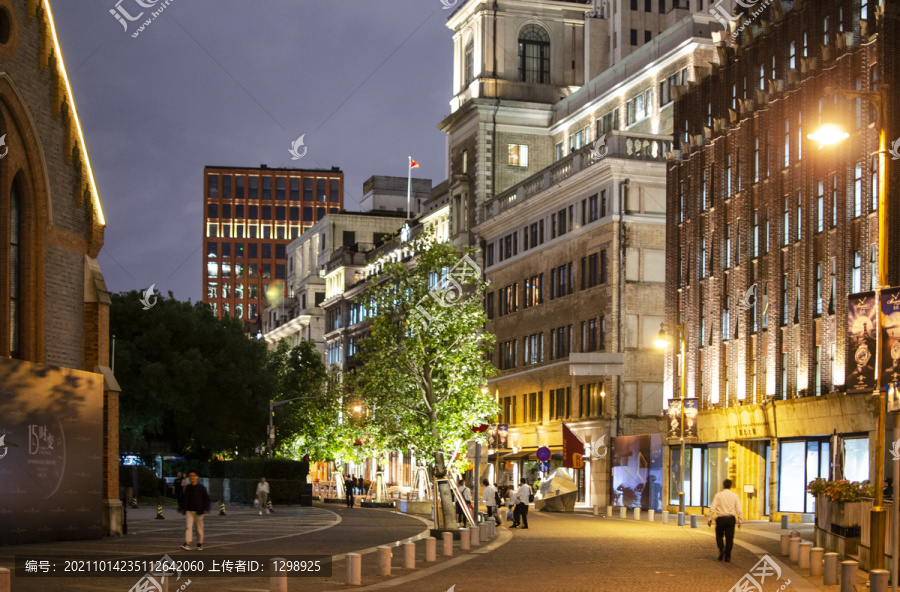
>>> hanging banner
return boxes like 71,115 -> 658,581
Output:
847,291 -> 878,393
881,287 -> 900,388
666,399 -> 699,440
562,423 -> 585,469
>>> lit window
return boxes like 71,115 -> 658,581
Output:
508,144 -> 529,167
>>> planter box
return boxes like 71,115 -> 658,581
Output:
814,494 -> 862,558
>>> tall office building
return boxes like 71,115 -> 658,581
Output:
202,165 -> 344,325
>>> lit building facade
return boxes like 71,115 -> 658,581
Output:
664,0 -> 899,522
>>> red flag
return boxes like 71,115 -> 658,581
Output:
409,157 -> 420,169
562,422 -> 585,469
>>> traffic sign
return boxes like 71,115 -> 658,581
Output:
536,446 -> 551,461
538,461 -> 550,473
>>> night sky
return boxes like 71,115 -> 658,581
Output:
53,0 -> 454,302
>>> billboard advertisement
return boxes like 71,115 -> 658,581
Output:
0,358 -> 104,544
611,434 -> 662,511
881,287 -> 900,387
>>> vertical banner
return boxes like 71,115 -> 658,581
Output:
880,286 -> 900,387
562,422 -> 585,469
683,398 -> 699,439
847,291 -> 878,393
666,399 -> 681,439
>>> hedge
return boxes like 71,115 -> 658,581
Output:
165,459 -> 309,480
229,479 -> 310,505
118,465 -> 165,498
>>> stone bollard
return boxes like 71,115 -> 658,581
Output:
810,547 -> 824,576
798,542 -> 811,568
377,546 -> 392,576
789,537 -> 800,562
790,530 -> 800,539
781,515 -> 789,529
840,560 -> 858,592
459,528 -> 470,551
648,509 -> 655,522
870,569 -> 890,592
345,553 -> 361,585
479,523 -> 488,542
620,507 -> 626,519
442,532 -> 453,556
780,533 -> 791,556
634,508 -> 641,520
823,553 -> 839,585
269,557 -> 287,592
404,542 -> 416,569
690,514 -> 698,529
607,505 -> 613,517
677,512 -> 685,526
0,568 -> 8,592
593,505 -> 599,516
425,537 -> 436,562
662,511 -> 669,524
471,525 -> 480,547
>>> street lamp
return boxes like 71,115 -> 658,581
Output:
808,83 -> 891,573
656,323 -> 686,515
268,397 -> 316,459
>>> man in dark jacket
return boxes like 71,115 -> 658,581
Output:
181,470 -> 210,550
344,475 -> 355,508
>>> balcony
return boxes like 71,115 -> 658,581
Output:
482,131 -> 672,221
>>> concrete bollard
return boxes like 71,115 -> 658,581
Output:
634,508 -> 641,520
810,547 -> 824,576
0,568 -> 8,592
648,509 -> 655,522
840,560 -> 858,592
425,537 -> 436,562
823,553 -> 839,585
479,523 -> 488,541
470,525 -> 480,547
790,530 -> 800,540
490,521 -> 496,538
345,553 -> 361,585
593,505 -> 599,516
780,533 -> 791,556
377,546 -> 392,576
690,514 -> 698,529
620,507 -> 626,519
781,514 -> 789,529
789,537 -> 800,563
269,557 -> 287,592
404,542 -> 416,569
870,569 -> 890,592
662,511 -> 669,524
798,542 -> 811,568
677,512 -> 685,526
459,528 -> 470,551
607,505 -> 613,517
442,532 -> 453,556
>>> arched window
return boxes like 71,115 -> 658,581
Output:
464,36 -> 475,87
9,181 -> 19,357
518,25 -> 550,84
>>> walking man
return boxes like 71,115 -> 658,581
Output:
181,470 -> 210,550
345,475 -> 355,508
256,477 -> 270,515
708,479 -> 743,562
482,479 -> 501,526
456,479 -> 472,526
514,478 -> 531,530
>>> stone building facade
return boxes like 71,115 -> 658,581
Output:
664,0 -> 900,521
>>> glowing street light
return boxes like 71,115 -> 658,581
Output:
807,123 -> 849,149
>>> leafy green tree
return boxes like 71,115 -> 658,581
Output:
353,235 -> 497,525
111,291 -> 273,461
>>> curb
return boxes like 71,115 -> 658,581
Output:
331,509 -> 433,563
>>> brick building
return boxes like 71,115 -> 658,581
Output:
202,165 -> 343,325
664,0 -> 900,522
0,0 -> 120,542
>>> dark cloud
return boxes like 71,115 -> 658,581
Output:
54,0 -> 452,301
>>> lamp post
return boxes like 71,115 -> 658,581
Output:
656,323 -> 686,514
808,84 -> 891,573
268,397 -> 316,459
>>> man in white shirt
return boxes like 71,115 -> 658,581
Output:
256,477 -> 271,515
482,479 -> 501,526
707,479 -> 743,562
456,479 -> 472,526
512,478 -> 532,529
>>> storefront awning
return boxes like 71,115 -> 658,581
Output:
501,449 -> 534,459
